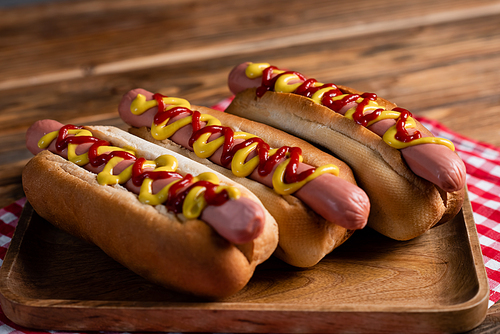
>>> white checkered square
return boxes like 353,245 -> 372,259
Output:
492,279 -> 500,292
466,156 -> 486,168
475,180 -> 495,192
0,324 -> 16,334
480,235 -> 496,247
491,165 -> 500,178
0,212 -> 17,225
440,132 -> 455,142
477,215 -> 499,230
456,140 -> 476,152
468,191 -> 478,202
486,200 -> 500,211
486,258 -> 500,271
473,212 -> 488,225
493,224 -> 500,234
482,148 -> 500,160
0,235 -> 11,248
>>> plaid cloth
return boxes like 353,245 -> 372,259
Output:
0,106 -> 499,332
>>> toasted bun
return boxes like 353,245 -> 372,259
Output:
226,89 -> 465,241
22,126 -> 278,299
128,107 -> 357,268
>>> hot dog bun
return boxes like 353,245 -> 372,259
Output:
125,102 -> 363,268
22,125 -> 278,299
226,87 -> 465,241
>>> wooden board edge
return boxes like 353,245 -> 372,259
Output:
0,195 -> 491,333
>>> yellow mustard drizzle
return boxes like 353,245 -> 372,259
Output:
231,141 -> 278,177
245,62 -> 455,151
37,128 -> 240,219
245,62 -> 271,78
130,94 -> 191,115
131,93 -> 339,195
37,130 -> 58,149
97,156 -> 134,185
310,86 -> 337,104
273,160 -> 339,195
383,118 -> 455,150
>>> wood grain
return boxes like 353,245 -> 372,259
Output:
0,0 -> 499,331
0,200 -> 488,332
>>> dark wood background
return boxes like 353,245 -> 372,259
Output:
1,0 -> 499,332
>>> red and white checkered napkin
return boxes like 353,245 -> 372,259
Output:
0,112 -> 499,333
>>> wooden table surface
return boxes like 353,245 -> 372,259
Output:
1,0 -> 499,332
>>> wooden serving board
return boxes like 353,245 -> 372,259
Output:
0,192 -> 489,333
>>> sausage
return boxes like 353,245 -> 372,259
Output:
227,62 -> 466,193
26,119 -> 265,245
118,89 -> 371,230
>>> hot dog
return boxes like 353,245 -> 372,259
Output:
23,119 -> 279,298
226,62 -> 466,241
118,90 -> 371,267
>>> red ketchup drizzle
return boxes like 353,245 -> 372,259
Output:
351,93 -> 384,127
188,122 -> 235,167
297,81 -> 341,100
256,66 -> 278,97
254,65 -> 424,144
256,67 -> 343,101
150,93 -> 315,185
55,125 -> 100,151
131,157 -> 182,186
166,177 -> 231,213
55,125 -> 136,166
326,94 -> 359,113
294,78 -> 318,97
256,67 -> 308,98
393,107 -> 422,142
87,140 -> 136,167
